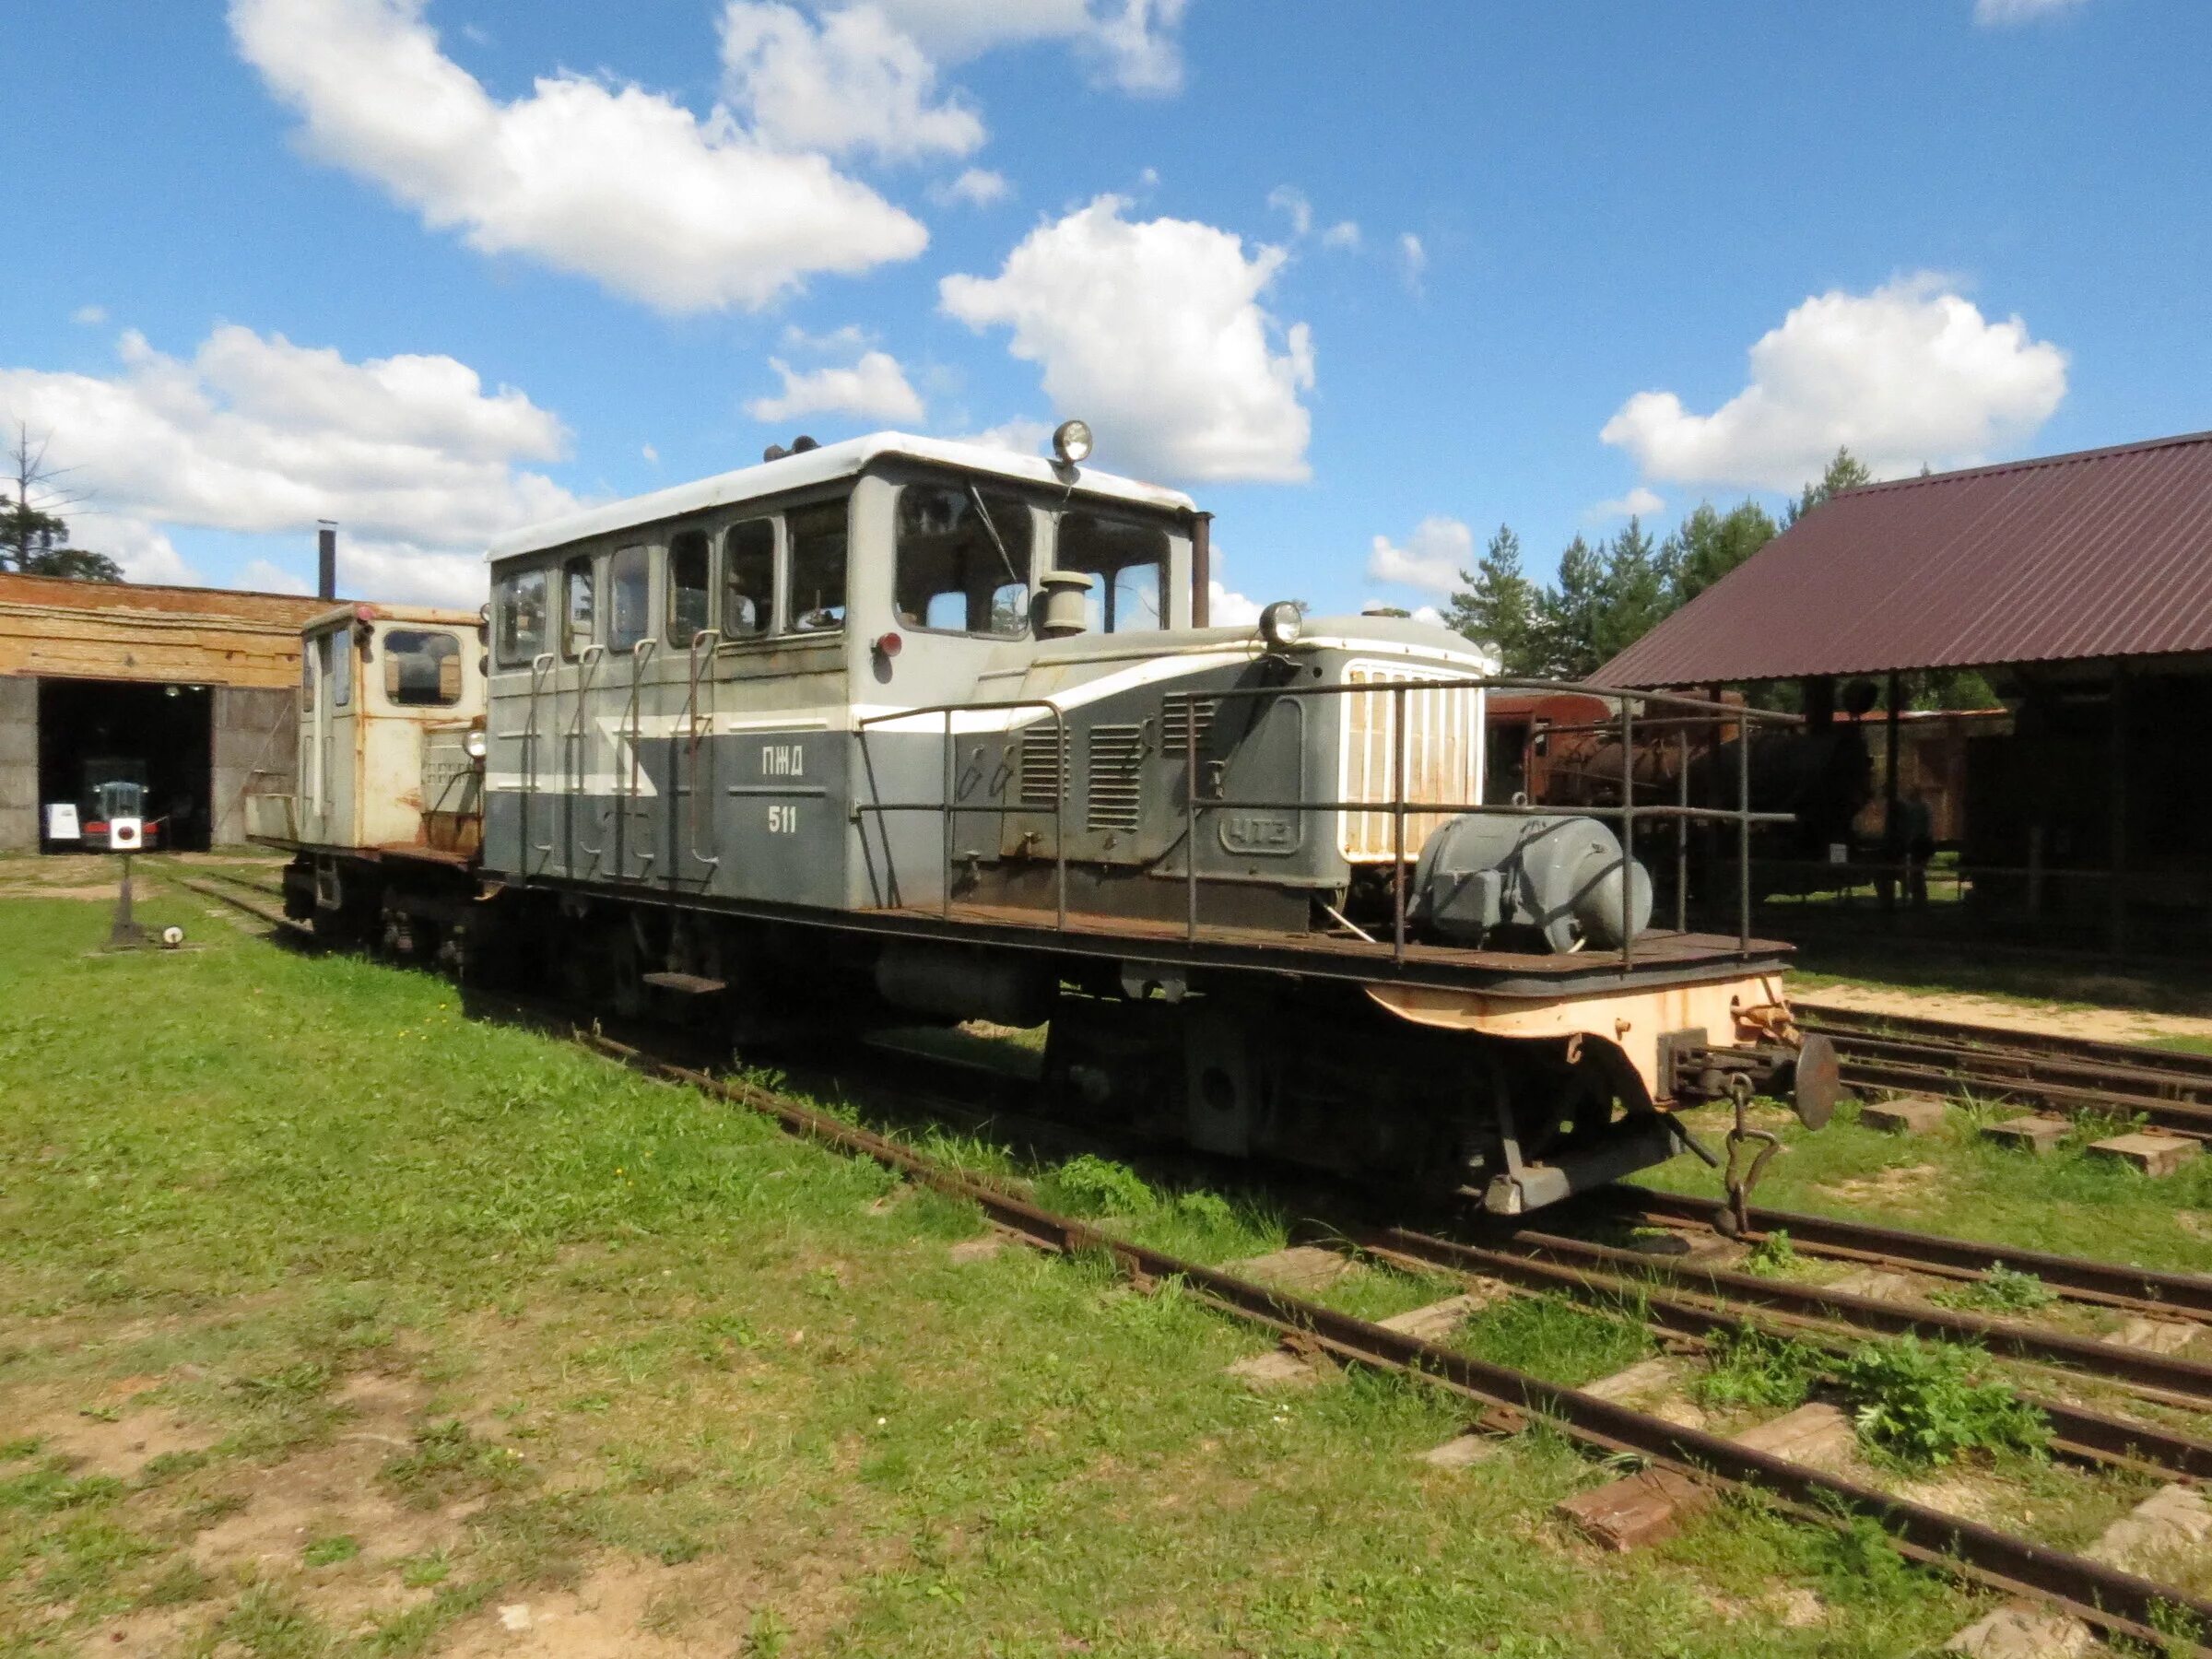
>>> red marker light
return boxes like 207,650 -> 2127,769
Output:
873,631 -> 903,659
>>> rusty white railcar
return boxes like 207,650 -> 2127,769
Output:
251,426 -> 1835,1212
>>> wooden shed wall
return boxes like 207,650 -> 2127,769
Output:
0,575 -> 326,690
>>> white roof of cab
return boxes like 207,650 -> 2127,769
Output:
486,431 -> 1199,563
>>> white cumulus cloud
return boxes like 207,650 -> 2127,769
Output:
939,194 -> 1314,483
720,1 -> 983,160
1974,0 -> 2087,22
856,0 -> 1191,93
1366,515 -> 1471,596
1398,232 -> 1427,293
0,323 -> 578,605
229,0 -> 927,313
238,556 -> 313,594
1589,486 -> 1665,521
1320,220 -> 1360,251
71,304 -> 108,326
1266,185 -> 1312,238
1600,274 -> 2067,491
930,167 -> 1009,207
747,348 -> 924,425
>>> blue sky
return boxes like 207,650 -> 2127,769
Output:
4,0 -> 2206,619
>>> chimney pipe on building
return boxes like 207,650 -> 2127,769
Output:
316,521 -> 336,600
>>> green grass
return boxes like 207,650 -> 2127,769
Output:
1642,1089 -> 2212,1277
0,894 -> 1991,1654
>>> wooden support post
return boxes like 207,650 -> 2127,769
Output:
2110,658 -> 2128,959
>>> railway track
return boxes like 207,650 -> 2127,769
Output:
1800,999 -> 2212,1137
172,870 -> 2212,1649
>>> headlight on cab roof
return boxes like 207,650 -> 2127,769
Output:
1258,600 -> 1303,651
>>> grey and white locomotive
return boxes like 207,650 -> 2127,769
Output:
253,424 -> 1834,1212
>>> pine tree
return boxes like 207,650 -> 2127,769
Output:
1663,500 -> 1780,606
0,427 -> 120,582
1594,516 -> 1667,664
1539,535 -> 1610,680
1783,446 -> 1876,527
1443,524 -> 1542,674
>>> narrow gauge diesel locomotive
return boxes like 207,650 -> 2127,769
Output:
250,427 -> 1835,1212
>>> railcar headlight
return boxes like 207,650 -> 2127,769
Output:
1258,600 -> 1304,651
1052,418 -> 1093,465
465,729 -> 488,762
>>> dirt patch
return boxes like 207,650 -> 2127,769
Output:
446,1562 -> 722,1658
0,881 -> 151,900
26,1404 -> 214,1480
1818,1163 -> 1944,1206
1803,984 -> 2212,1048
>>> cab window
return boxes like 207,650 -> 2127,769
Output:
895,484 -> 1032,638
383,629 -> 464,706
496,566 -> 548,665
788,500 -> 848,632
607,545 -> 651,651
667,530 -> 712,647
562,555 -> 594,656
1057,512 -> 1168,633
724,519 -> 774,638
329,629 -> 352,706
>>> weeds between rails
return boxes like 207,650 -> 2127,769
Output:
167,868 -> 2212,1650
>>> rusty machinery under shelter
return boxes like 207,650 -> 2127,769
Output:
1590,429 -> 2212,960
0,572 -> 331,853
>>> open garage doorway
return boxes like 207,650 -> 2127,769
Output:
37,679 -> 215,852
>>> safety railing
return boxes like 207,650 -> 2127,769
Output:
853,700 -> 1070,929
851,673 -> 1797,970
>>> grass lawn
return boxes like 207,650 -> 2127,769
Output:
0,888 -> 2068,1656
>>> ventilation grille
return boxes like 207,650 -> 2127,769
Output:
1018,724 -> 1068,806
1161,695 -> 1218,756
1086,724 -> 1146,832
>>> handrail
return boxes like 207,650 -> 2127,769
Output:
852,672 -> 1780,970
853,698 -> 1069,930
571,644 -> 607,875
525,653 -> 556,871
678,630 -> 723,881
618,639 -> 659,879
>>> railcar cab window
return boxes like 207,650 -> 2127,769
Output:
666,530 -> 711,647
724,519 -> 774,639
383,629 -> 464,706
1057,512 -> 1168,634
562,556 -> 594,657
607,545 -> 651,651
895,483 -> 1032,637
788,500 -> 848,632
328,628 -> 352,707
496,566 -> 548,666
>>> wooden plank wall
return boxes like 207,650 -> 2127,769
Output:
0,574 -> 328,690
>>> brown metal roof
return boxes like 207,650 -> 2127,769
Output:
1597,429 -> 2212,687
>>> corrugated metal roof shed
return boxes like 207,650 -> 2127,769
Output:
1598,429 -> 2212,688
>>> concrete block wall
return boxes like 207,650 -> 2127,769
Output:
0,676 -> 35,852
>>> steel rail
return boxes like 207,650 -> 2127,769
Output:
1831,1048 -> 2212,1139
169,872 -> 299,931
1595,1184 -> 2212,1322
1361,1227 -> 2212,1485
1454,1224 -> 2212,1408
571,1035 -> 2212,1652
1815,1026 -> 2212,1103
1799,1001 -> 2212,1085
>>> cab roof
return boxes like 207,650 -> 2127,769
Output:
486,431 -> 1200,564
304,600 -> 482,632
